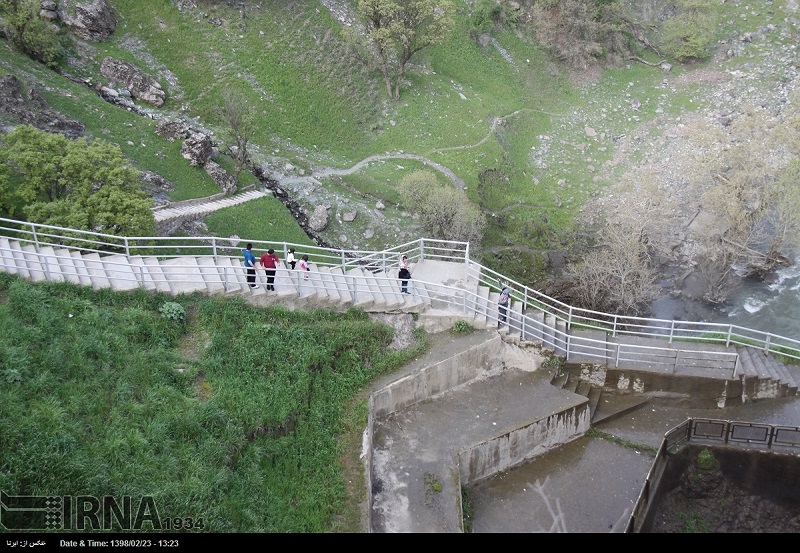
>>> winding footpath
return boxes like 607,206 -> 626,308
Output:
152,107 -> 568,223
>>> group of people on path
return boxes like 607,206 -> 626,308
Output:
242,244 -> 309,290
243,245 -> 512,325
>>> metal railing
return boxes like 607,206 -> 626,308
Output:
1,216 -> 798,374
625,418 -> 800,532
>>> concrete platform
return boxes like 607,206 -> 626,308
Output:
369,332 -> 588,533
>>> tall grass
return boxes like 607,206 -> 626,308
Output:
0,274 -> 426,532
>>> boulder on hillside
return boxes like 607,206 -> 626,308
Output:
59,0 -> 116,42
180,131 -> 212,166
205,160 -> 236,194
0,75 -> 85,138
155,118 -> 191,141
100,57 -> 166,107
309,205 -> 329,232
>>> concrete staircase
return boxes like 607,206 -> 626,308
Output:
153,189 -> 268,224
1,236 -> 796,403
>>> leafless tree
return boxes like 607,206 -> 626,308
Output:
218,89 -> 256,186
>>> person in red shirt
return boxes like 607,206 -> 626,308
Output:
260,248 -> 280,291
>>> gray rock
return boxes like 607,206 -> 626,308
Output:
41,0 -> 57,9
100,57 -> 165,107
180,131 -> 212,166
0,75 -> 84,138
309,205 -> 329,232
59,0 -> 116,42
155,118 -> 191,141
342,211 -> 357,222
205,160 -> 236,194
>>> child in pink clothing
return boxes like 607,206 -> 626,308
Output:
299,254 -> 310,280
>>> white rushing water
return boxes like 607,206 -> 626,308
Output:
714,263 -> 800,341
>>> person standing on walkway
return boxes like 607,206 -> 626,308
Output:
242,243 -> 258,289
498,281 -> 510,327
260,248 -> 280,291
299,254 -> 310,281
398,255 -> 412,294
287,248 -> 297,270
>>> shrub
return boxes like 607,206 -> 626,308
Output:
452,320 -> 473,334
159,302 -> 186,326
660,1 -> 716,62
1,0 -> 65,69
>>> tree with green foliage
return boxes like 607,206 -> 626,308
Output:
357,0 -> 455,99
0,0 -> 64,68
0,125 -> 155,236
659,0 -> 716,62
398,170 -> 485,245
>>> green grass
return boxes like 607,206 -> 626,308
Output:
0,273 -> 429,532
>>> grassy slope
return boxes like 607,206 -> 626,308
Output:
2,1 -> 786,281
0,274 -> 425,532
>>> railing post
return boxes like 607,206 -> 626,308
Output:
138,264 -> 145,289
612,316 -> 618,338
340,249 -> 346,269
123,237 -> 130,257
212,238 -> 218,260
568,306 -> 573,331
31,223 -> 39,248
566,334 -> 571,361
615,344 -> 621,368
40,251 -> 50,281
764,334 -> 772,354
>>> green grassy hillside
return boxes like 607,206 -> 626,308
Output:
2,1 -> 790,285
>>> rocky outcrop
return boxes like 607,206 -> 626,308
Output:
100,57 -> 166,107
205,160 -> 236,194
155,118 -> 191,141
58,0 -> 116,42
180,131 -> 212,166
309,205 -> 329,232
0,75 -> 85,138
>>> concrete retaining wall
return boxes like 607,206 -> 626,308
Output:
371,335 -> 502,418
458,404 -> 591,485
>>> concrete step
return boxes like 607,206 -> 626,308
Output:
196,256 -> 226,294
591,394 -> 650,426
69,251 -> 94,288
315,266 -> 341,305
81,252 -> 112,290
218,257 -> 252,295
327,266 -> 353,307
377,270 -> 405,308
736,347 -> 760,378
36,246 -> 65,283
160,257 -> 208,295
360,269 -> 387,309
346,267 -> 374,309
129,256 -> 162,293
0,237 -> 18,275
102,255 -> 140,292
55,248 -> 82,285
21,244 -> 47,282
142,256 -> 173,293
522,310 -> 545,344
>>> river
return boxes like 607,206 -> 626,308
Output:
716,263 -> 800,341
649,262 -> 800,343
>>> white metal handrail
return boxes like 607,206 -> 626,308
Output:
1,216 -> 798,365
